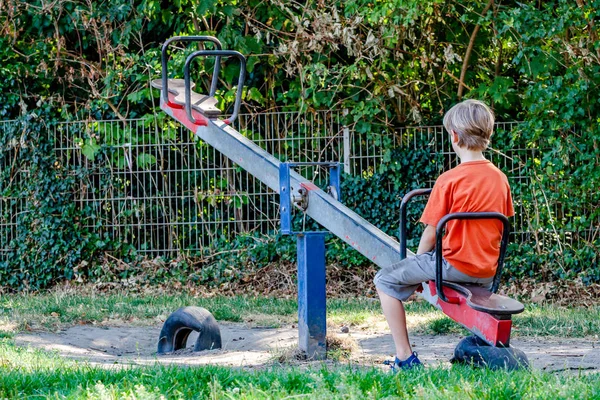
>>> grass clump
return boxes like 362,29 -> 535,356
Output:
326,334 -> 357,361
427,317 -> 466,335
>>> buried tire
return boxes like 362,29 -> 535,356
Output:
157,306 -> 222,354
452,335 -> 529,370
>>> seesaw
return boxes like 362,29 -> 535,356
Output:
151,36 -> 528,369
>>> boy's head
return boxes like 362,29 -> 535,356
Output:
443,99 -> 494,151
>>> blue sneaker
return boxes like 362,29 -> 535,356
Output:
383,352 -> 423,372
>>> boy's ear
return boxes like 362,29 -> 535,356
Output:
450,130 -> 459,144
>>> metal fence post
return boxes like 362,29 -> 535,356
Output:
342,109 -> 351,175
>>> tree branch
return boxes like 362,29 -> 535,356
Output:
457,0 -> 494,99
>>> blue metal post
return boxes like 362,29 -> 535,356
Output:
329,164 -> 341,202
279,163 -> 292,235
297,232 -> 327,358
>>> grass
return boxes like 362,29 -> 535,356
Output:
1,289 -> 599,339
1,290 -> 599,398
0,290 -> 296,331
0,338 -> 599,399
514,304 -> 600,337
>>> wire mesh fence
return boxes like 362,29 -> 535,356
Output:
0,111 -> 345,258
0,119 -> 25,259
54,112 -> 346,257
347,121 -> 536,240
0,113 -> 580,258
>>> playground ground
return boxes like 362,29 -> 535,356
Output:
12,320 -> 600,373
2,289 -> 600,397
2,287 -> 599,373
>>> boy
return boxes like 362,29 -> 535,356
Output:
374,99 -> 514,371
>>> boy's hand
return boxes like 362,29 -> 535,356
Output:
417,225 -> 436,254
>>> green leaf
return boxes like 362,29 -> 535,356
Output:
81,138 -> 101,161
136,153 -> 157,169
246,87 -> 265,105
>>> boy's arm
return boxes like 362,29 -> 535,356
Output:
416,224 -> 436,254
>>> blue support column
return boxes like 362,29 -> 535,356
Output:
297,232 -> 327,359
329,164 -> 341,202
279,163 -> 292,235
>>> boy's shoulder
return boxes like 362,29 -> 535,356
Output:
436,160 -> 508,187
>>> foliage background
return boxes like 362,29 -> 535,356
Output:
0,0 -> 599,289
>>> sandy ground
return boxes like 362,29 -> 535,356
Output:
14,322 -> 600,373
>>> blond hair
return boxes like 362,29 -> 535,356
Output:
443,99 -> 494,151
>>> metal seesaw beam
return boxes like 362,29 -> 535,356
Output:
156,36 -> 522,355
160,89 -> 522,351
160,96 -> 411,269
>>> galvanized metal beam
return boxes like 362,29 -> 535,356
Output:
161,97 -> 414,269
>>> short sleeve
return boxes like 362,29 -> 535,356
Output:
506,185 -> 515,217
419,180 -> 450,227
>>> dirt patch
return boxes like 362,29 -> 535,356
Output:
14,323 -> 600,372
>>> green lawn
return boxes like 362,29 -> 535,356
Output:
0,337 -> 599,399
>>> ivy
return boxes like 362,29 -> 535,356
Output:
1,1 -> 599,287
0,117 -> 125,290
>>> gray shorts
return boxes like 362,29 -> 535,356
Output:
374,251 -> 494,302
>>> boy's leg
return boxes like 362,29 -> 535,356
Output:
444,263 -> 494,288
376,288 -> 413,360
374,252 -> 437,361
375,252 -> 495,365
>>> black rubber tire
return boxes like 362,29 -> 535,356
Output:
157,306 -> 222,354
452,335 -> 529,371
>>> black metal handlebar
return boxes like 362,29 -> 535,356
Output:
399,188 -> 432,260
160,36 -> 222,106
398,189 -> 510,303
435,212 -> 510,302
184,50 -> 246,125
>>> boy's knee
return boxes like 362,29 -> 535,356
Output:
373,268 -> 388,286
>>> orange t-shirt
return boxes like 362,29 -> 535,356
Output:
420,160 -> 514,278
